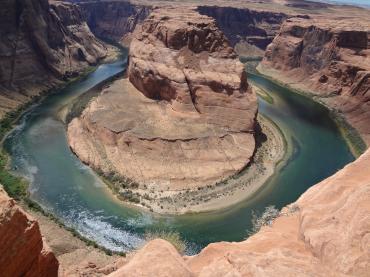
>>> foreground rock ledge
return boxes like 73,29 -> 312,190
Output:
0,188 -> 59,276
108,149 -> 370,276
68,7 -> 257,193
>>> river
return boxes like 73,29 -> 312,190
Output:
3,52 -> 354,254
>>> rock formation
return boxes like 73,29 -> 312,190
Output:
0,0 -> 108,119
259,16 -> 370,144
0,187 -> 59,276
78,1 -> 151,45
197,6 -> 286,56
68,7 -> 257,201
109,148 -> 370,276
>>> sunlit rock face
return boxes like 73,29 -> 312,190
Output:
0,188 -> 59,276
68,7 -> 257,192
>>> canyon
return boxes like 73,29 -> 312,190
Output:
0,0 -> 369,276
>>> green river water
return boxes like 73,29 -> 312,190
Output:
4,52 -> 354,253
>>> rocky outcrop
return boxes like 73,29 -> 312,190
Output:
0,0 -> 108,119
197,6 -> 286,56
259,17 -> 370,144
109,148 -> 370,276
0,187 -> 59,276
77,1 -> 151,45
68,7 -> 257,211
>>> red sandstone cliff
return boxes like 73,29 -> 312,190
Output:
0,188 -> 59,277
259,16 -> 370,144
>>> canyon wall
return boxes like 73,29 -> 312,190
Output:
0,0 -> 108,119
67,7 -> 257,212
197,6 -> 286,56
109,148 -> 370,276
77,1 -> 151,45
0,187 -> 59,276
258,17 -> 370,144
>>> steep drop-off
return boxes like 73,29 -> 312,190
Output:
197,6 -> 286,56
0,0 -> 108,119
0,188 -> 59,277
258,16 -> 370,145
109,148 -> 370,276
67,7 -> 257,212
77,1 -> 151,45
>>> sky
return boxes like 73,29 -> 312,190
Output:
313,0 -> 370,8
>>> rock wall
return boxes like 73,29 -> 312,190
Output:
0,0 -> 108,119
109,148 -> 370,276
77,1 -> 151,45
259,17 -> 370,144
197,6 -> 286,56
67,7 -> 257,211
0,187 -> 59,277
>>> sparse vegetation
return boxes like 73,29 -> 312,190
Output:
144,230 -> 186,254
248,205 -> 280,236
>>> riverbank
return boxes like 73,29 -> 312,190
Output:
0,49 -> 126,263
256,64 -> 367,157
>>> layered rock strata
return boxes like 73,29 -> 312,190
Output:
109,148 -> 370,276
0,187 -> 59,276
197,6 -> 286,56
68,7 -> 257,194
78,1 -> 151,45
0,0 -> 108,119
259,16 -> 370,144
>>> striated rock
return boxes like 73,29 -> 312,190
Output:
197,6 -> 286,56
0,0 -> 108,119
78,1 -> 151,45
259,16 -> 370,144
0,187 -> 59,277
109,148 -> 370,276
68,7 -> 257,203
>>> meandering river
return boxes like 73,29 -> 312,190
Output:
4,53 -> 354,253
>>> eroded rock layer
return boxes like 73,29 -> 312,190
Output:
259,16 -> 370,144
197,6 -> 286,56
0,0 -> 108,119
0,188 -> 59,277
109,148 -> 370,276
68,7 -> 257,191
78,1 -> 151,45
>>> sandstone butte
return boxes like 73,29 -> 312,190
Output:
68,7 -> 258,191
107,148 -> 370,277
258,16 -> 370,145
0,188 -> 59,276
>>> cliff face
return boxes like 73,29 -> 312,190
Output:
259,17 -> 370,144
197,6 -> 286,56
78,1 -> 151,45
0,0 -> 108,119
67,7 -> 257,212
0,188 -> 59,277
109,148 -> 370,276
